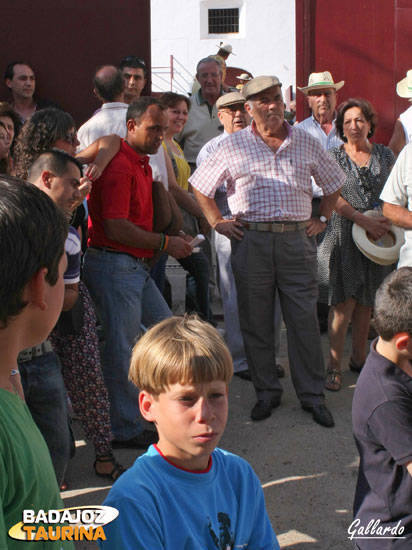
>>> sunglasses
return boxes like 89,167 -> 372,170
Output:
121,55 -> 146,67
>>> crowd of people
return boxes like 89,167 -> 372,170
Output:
2,50 -> 412,549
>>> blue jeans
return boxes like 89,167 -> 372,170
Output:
83,248 -> 172,440
18,351 -> 72,485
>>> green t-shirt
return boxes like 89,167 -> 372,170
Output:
0,388 -> 74,549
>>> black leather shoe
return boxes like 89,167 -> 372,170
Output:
234,369 -> 252,381
276,364 -> 285,378
112,429 -> 158,449
302,404 -> 334,428
251,399 -> 280,421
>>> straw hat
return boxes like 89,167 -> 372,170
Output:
216,43 -> 235,55
352,211 -> 405,265
396,70 -> 412,99
298,71 -> 345,95
236,73 -> 252,81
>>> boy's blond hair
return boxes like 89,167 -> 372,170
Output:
129,315 -> 233,395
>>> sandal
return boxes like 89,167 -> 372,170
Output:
349,357 -> 364,373
325,369 -> 341,391
94,452 -> 126,482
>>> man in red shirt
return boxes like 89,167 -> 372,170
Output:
83,97 -> 192,448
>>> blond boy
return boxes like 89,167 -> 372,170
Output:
102,316 -> 280,549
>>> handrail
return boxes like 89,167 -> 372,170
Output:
152,55 -> 194,94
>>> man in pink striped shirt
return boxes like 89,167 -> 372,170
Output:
191,76 -> 344,427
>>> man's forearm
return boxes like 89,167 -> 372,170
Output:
103,218 -> 162,249
382,202 -> 412,229
318,189 -> 341,219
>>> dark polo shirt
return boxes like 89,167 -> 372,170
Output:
352,339 -> 412,549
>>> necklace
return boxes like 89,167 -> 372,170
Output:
344,142 -> 372,168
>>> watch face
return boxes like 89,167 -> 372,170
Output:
319,215 -> 327,223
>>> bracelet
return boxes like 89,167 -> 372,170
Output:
163,235 -> 170,252
10,369 -> 20,376
158,232 -> 165,251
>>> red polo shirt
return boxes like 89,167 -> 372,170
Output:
87,140 -> 154,258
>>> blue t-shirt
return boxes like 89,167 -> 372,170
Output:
101,445 -> 279,550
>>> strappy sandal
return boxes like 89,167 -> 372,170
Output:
349,357 -> 364,373
325,369 -> 341,391
94,452 -> 126,482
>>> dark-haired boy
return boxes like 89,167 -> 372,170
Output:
0,175 -> 73,548
352,267 -> 412,548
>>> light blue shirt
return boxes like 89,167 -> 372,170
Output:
297,114 -> 343,197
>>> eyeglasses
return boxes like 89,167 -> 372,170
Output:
64,131 -> 78,145
308,90 -> 334,97
219,104 -> 246,114
121,55 -> 146,67
198,73 -> 220,79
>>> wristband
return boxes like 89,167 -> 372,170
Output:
163,235 -> 170,252
158,233 -> 165,251
10,369 -> 20,376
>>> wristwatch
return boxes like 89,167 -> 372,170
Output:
318,215 -> 328,224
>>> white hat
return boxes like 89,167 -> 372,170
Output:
216,43 -> 235,55
236,73 -> 252,81
396,70 -> 412,99
298,71 -> 345,95
352,211 -> 405,266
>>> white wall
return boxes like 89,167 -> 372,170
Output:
151,0 -> 295,95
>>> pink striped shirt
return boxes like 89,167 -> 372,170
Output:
190,122 -> 345,221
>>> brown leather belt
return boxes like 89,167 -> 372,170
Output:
239,220 -> 309,233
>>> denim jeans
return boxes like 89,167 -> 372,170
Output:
18,351 -> 72,485
83,248 -> 172,440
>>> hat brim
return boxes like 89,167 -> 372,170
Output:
352,211 -> 405,265
397,78 -> 412,99
297,80 -> 345,95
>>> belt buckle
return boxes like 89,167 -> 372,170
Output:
275,223 -> 284,233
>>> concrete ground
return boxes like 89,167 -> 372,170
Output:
62,264 -> 359,550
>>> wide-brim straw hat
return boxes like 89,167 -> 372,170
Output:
236,73 -> 252,81
397,70 -> 412,99
298,71 -> 345,95
216,43 -> 235,55
352,210 -> 405,265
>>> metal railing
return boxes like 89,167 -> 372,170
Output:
151,55 -> 194,95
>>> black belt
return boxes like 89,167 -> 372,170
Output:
18,340 -> 53,363
239,220 -> 308,233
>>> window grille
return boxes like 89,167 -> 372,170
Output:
208,8 -> 239,34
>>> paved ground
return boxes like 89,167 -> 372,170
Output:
62,264 -> 359,549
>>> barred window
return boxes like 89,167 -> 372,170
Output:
208,8 -> 239,34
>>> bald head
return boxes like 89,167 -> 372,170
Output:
93,65 -> 124,103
